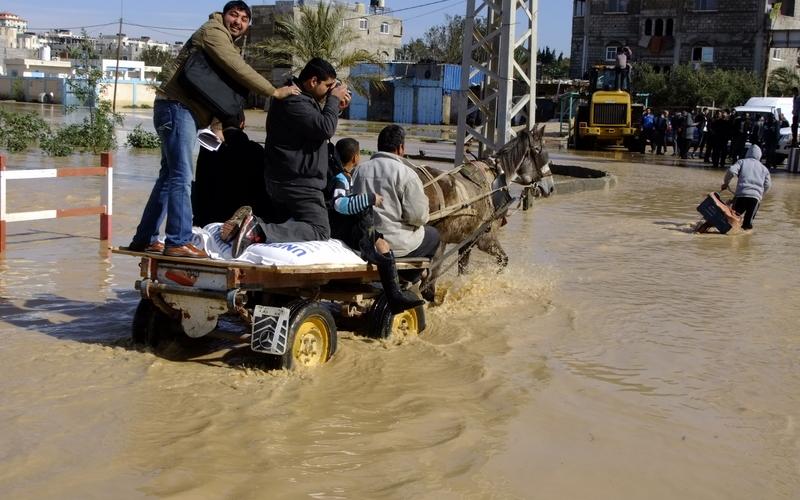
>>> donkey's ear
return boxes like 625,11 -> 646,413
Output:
538,124 -> 546,138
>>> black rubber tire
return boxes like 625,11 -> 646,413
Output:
131,299 -> 153,345
280,301 -> 337,370
140,302 -> 183,349
368,293 -> 427,340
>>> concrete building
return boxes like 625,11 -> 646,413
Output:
95,34 -> 170,60
0,12 -> 27,31
3,58 -> 71,78
247,0 -> 403,82
570,0 -> 800,78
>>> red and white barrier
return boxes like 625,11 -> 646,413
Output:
0,153 -> 113,253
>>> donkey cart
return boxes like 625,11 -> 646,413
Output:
113,248 -> 429,369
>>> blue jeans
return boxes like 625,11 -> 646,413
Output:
131,100 -> 196,247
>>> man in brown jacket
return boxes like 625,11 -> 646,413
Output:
128,0 -> 298,258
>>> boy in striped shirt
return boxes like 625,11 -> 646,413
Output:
331,138 -> 424,313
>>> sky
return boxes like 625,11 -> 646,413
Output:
6,0 -> 572,55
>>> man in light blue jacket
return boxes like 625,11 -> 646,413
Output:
721,144 -> 771,230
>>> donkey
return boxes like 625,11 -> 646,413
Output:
405,126 -> 555,300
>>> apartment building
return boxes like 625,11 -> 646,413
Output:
570,0 -> 800,78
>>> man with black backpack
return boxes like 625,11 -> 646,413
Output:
128,1 -> 298,258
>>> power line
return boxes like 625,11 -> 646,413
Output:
27,22 -> 119,31
401,0 -> 465,23
124,22 -> 193,32
344,0 -> 456,20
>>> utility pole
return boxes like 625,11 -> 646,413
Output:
456,0 -> 538,164
112,1 -> 123,113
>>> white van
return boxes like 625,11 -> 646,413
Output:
734,97 -> 794,163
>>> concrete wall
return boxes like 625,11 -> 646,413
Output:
0,76 -> 157,107
0,76 -> 64,102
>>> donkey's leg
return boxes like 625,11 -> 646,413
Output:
476,233 -> 509,270
457,247 -> 472,275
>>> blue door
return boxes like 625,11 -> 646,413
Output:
416,87 -> 442,125
394,86 -> 414,123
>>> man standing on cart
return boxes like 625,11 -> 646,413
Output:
128,1 -> 299,258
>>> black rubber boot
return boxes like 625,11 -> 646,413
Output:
375,251 -> 425,314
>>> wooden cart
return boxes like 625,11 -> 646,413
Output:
113,248 -> 429,369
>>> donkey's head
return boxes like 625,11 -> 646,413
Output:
495,125 -> 554,197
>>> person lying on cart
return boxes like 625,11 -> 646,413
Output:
721,144 -> 771,231
328,138 -> 425,313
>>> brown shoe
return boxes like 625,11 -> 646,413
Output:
220,206 -> 253,242
145,241 -> 165,254
163,243 -> 209,258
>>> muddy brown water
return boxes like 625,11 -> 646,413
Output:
1,104 -> 799,498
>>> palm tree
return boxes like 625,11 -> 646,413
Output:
255,2 -> 385,96
767,66 -> 800,96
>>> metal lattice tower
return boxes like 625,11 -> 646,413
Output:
456,0 -> 538,165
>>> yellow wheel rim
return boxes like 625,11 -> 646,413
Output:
390,308 -> 420,338
291,315 -> 329,367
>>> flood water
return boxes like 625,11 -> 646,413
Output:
1,104 -> 799,499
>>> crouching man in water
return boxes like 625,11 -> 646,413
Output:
330,138 -> 424,313
351,125 -> 440,287
721,144 -> 771,231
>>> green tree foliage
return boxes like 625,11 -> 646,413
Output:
398,15 -> 487,63
126,124 -> 161,148
0,109 -> 50,152
255,1 -> 384,95
767,66 -> 800,96
632,63 -> 760,108
140,46 -> 173,67
536,46 -> 570,80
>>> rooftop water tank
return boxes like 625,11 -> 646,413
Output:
40,45 -> 51,61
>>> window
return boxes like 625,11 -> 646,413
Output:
693,0 -> 718,10
666,19 -> 674,36
781,0 -> 796,16
607,0 -> 627,12
655,19 -> 664,36
380,22 -> 389,34
691,46 -> 714,63
772,48 -> 783,60
574,0 -> 586,17
644,19 -> 652,35
605,46 -> 618,61
359,18 -> 367,30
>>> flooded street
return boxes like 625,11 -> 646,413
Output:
1,105 -> 799,498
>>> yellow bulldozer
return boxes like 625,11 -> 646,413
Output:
571,64 -> 644,151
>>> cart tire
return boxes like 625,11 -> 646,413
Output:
141,303 -> 183,349
132,299 -> 154,345
281,302 -> 337,370
369,294 -> 426,340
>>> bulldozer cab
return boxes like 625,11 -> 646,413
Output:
588,65 -> 630,93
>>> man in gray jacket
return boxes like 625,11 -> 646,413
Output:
721,144 -> 771,230
351,125 -> 440,261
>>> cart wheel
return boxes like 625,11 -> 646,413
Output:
131,299 -> 183,349
132,299 -> 154,345
369,294 -> 426,340
281,302 -> 337,370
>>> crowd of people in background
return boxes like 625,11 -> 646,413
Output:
639,106 -> 787,169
